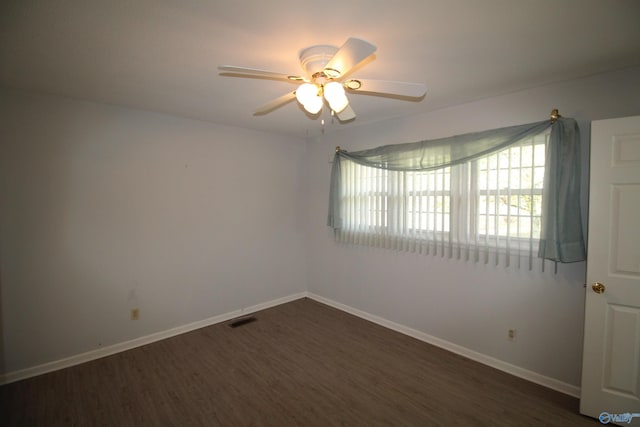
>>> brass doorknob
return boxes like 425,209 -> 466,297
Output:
592,282 -> 606,294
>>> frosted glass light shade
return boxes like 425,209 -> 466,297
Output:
296,83 -> 323,114
304,94 -> 323,114
296,83 -> 317,104
324,81 -> 348,113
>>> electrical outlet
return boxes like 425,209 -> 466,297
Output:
507,328 -> 516,341
131,308 -> 139,320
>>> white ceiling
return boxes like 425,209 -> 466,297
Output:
2,0 -> 640,138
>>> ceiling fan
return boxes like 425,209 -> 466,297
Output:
218,37 -> 426,122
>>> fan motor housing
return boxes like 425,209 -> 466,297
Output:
299,45 -> 338,77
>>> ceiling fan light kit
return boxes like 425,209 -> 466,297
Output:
295,80 -> 348,115
219,37 -> 427,122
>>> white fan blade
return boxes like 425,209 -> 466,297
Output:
254,91 -> 297,115
347,79 -> 426,98
219,65 -> 304,81
335,104 -> 356,121
324,38 -> 377,78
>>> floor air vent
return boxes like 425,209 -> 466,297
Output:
228,316 -> 257,328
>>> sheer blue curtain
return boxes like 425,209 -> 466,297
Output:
538,118 -> 585,262
327,117 -> 585,264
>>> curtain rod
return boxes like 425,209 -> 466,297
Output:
335,109 -> 562,153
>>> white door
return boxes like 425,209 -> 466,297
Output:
580,115 -> 640,425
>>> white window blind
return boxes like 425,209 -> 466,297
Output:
336,132 -> 548,267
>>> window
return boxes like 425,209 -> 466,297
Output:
337,132 -> 548,257
475,139 -> 545,241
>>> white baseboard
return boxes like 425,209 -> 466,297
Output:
2,290 -> 581,399
307,292 -> 581,398
0,292 -> 307,385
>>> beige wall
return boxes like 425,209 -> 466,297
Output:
0,90 -> 308,373
304,66 -> 640,388
2,65 -> 639,390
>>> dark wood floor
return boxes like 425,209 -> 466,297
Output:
1,298 -> 598,426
